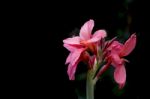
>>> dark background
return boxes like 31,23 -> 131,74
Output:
9,0 -> 149,99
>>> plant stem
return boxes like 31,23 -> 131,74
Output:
86,70 -> 94,99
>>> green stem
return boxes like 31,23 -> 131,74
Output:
86,70 -> 95,99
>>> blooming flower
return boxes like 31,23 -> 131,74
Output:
105,34 -> 136,88
63,19 -> 107,80
63,19 -> 107,53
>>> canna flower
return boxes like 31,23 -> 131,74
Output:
105,34 -> 136,88
63,19 -> 107,80
63,19 -> 107,54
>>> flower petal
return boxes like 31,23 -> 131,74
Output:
114,65 -> 126,88
67,48 -> 85,80
65,52 -> 72,64
87,30 -> 107,43
63,44 -> 84,52
111,53 -> 123,66
63,36 -> 81,45
67,61 -> 79,80
70,48 -> 85,66
93,30 -> 107,38
63,44 -> 76,52
120,34 -> 136,56
80,19 -> 94,40
108,41 -> 123,52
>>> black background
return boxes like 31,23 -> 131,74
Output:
8,0 -> 150,99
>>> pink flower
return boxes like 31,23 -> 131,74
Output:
63,19 -> 107,54
106,34 -> 136,88
63,19 -> 107,80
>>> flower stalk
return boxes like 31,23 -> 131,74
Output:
86,70 -> 95,99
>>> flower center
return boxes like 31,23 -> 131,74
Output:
80,40 -> 88,45
80,40 -> 97,55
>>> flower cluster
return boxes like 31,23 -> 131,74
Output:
63,19 -> 136,89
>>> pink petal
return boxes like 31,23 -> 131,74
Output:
66,48 -> 85,80
79,19 -> 94,40
110,41 -> 123,51
63,44 -> 84,52
93,30 -> 107,38
114,65 -> 126,88
64,44 -> 78,52
70,48 -> 85,66
106,41 -> 123,56
120,34 -> 136,56
63,36 -> 81,45
63,44 -> 76,52
87,30 -> 107,43
111,53 -> 123,66
65,52 -> 72,64
67,61 -> 79,80
67,48 -> 85,80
